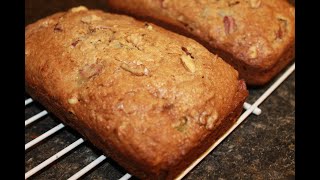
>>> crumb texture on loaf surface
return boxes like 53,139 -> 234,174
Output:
25,6 -> 248,179
106,0 -> 295,85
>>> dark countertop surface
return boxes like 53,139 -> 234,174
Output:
25,1 -> 295,179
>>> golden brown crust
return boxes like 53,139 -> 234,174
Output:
25,6 -> 248,179
106,0 -> 295,85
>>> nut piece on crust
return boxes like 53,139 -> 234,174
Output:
180,54 -> 196,73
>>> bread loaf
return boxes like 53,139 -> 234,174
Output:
25,6 -> 248,179
106,0 -> 295,85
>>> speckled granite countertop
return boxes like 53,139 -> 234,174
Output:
25,1 -> 295,179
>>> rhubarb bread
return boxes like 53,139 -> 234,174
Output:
106,0 -> 295,85
25,6 -> 248,179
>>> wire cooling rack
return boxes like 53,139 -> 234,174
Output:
25,63 -> 295,180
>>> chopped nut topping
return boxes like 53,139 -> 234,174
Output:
70,6 -> 88,13
249,0 -> 261,8
118,122 -> 128,131
162,104 -> 174,112
92,15 -> 102,21
79,63 -> 103,80
180,54 -> 196,73
71,39 -> 81,47
217,10 -> 228,17
68,98 -> 78,104
25,49 -> 30,56
172,117 -> 188,132
190,109 -> 199,119
81,17 -> 92,24
197,110 -> 219,129
160,0 -> 169,8
147,25 -> 153,30
117,103 -> 124,110
276,16 -> 288,40
201,7 -> 212,18
93,25 -> 111,30
181,47 -> 194,59
54,23 -> 63,32
126,34 -> 144,48
248,46 -> 258,58
144,67 -> 149,75
81,15 -> 102,24
199,111 -> 208,125
145,23 -> 153,30
177,15 -> 184,22
228,0 -> 240,7
206,110 -> 218,130
111,41 -> 122,48
40,19 -> 54,28
120,63 -> 148,76
223,16 -> 237,35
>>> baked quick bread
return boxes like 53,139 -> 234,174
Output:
106,0 -> 295,85
25,6 -> 248,179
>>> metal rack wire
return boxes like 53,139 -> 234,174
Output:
25,63 -> 295,180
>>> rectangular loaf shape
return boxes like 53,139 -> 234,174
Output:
106,0 -> 295,85
25,6 -> 248,179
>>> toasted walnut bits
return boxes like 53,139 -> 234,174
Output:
189,109 -> 199,120
120,62 -> 149,76
70,6 -> 88,13
205,110 -> 218,130
110,40 -> 123,49
110,41 -> 121,48
249,0 -> 261,8
180,54 -> 196,73
223,16 -> 237,35
25,48 -> 30,56
201,7 -> 213,18
160,0 -> 169,8
126,34 -> 144,48
81,15 -> 102,24
162,104 -> 174,112
144,23 -> 153,30
198,110 -> 219,130
147,25 -> 153,30
177,15 -> 184,22
40,19 -> 55,28
181,47 -> 194,59
54,23 -> 63,32
71,39 -> 81,47
187,109 -> 219,130
92,25 -> 111,30
228,0 -> 240,7
276,16 -> 288,40
172,117 -> 188,133
68,97 -> 78,104
248,45 -> 258,58
79,63 -> 103,82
